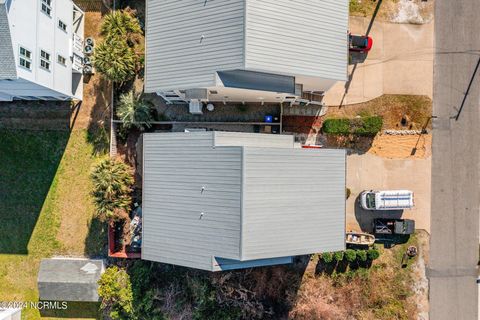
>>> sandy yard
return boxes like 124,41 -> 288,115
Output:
368,133 -> 432,159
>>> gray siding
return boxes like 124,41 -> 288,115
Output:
241,147 -> 346,260
214,132 -> 294,148
145,0 -> 245,92
245,0 -> 348,81
142,133 -> 243,271
0,3 -> 16,80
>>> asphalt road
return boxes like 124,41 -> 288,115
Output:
429,1 -> 480,319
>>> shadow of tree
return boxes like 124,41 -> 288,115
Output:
0,130 -> 69,254
84,216 -> 108,258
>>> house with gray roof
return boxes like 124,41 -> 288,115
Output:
142,132 -> 346,271
0,0 -> 84,101
144,0 -> 349,112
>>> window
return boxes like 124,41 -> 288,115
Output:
41,0 -> 52,16
19,46 -> 32,70
58,19 -> 67,32
57,54 -> 66,66
40,50 -> 51,71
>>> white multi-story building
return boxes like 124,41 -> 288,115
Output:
0,0 -> 84,101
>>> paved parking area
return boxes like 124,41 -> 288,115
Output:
346,153 -> 431,233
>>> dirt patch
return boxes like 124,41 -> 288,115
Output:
368,134 -> 432,159
326,95 -> 432,131
349,0 -> 434,24
73,11 -> 112,132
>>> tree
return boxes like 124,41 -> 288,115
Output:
321,252 -> 333,263
100,8 -> 142,46
91,159 -> 134,220
93,38 -> 137,83
98,266 -> 136,320
367,248 -> 381,260
356,250 -> 368,262
344,249 -> 357,263
333,251 -> 344,262
94,8 -> 143,82
116,91 -> 153,130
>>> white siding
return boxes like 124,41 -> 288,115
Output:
241,147 -> 346,260
142,133 -> 243,271
1,0 -> 82,100
145,0 -> 245,92
245,0 -> 348,82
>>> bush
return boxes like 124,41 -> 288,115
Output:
321,252 -> 334,263
355,116 -> 383,136
100,9 -> 142,45
322,118 -> 350,134
117,91 -> 154,130
344,249 -> 357,262
356,250 -> 368,262
322,116 -> 383,136
91,159 -> 134,220
93,38 -> 137,82
346,188 -> 351,199
98,266 -> 135,320
94,9 -> 143,82
367,248 -> 381,260
333,251 -> 344,262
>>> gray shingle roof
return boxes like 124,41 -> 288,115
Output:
0,3 -> 17,80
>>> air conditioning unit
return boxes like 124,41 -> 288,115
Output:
85,37 -> 95,47
84,45 -> 93,55
83,64 -> 94,75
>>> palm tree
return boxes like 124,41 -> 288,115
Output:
100,8 -> 142,46
93,37 -> 137,83
91,159 -> 134,220
116,91 -> 153,130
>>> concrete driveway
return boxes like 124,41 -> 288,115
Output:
346,153 -> 431,234
323,16 -> 434,106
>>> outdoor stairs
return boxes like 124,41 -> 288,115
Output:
0,101 -> 71,130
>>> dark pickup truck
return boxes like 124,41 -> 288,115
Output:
373,218 -> 415,235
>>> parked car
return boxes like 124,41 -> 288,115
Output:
360,190 -> 415,210
373,218 -> 415,235
349,34 -> 373,53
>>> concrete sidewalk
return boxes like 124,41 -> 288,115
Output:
323,17 -> 434,106
346,153 -> 431,234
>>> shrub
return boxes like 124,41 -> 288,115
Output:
333,251 -> 344,262
91,159 -> 134,220
322,118 -> 350,134
344,249 -> 357,262
100,9 -> 142,45
94,9 -> 143,82
346,188 -> 351,199
322,116 -> 383,136
321,252 -> 334,263
355,116 -> 383,136
116,91 -> 154,130
98,266 -> 135,320
367,248 -> 381,260
93,38 -> 137,83
356,250 -> 368,262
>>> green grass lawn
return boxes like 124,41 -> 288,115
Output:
0,129 -> 106,319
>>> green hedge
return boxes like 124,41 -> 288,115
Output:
323,116 -> 383,136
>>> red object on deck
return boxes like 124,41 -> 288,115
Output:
108,222 -> 141,259
302,145 -> 323,149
